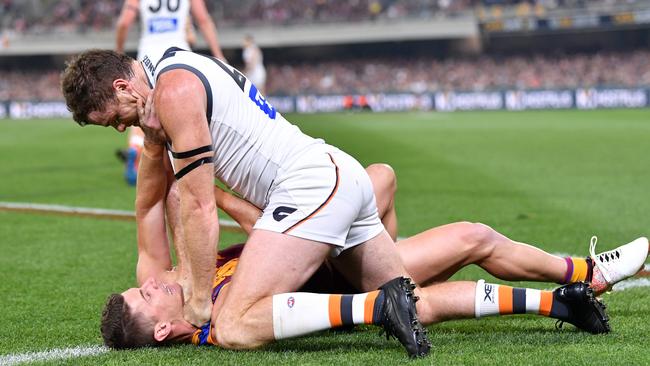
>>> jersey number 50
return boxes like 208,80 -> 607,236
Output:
149,0 -> 180,12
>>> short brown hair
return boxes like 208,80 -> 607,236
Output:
100,293 -> 156,349
60,49 -> 134,125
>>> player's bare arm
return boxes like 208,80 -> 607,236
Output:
155,69 -> 219,326
134,92 -> 178,285
190,0 -> 226,61
213,186 -> 260,234
116,0 -> 139,54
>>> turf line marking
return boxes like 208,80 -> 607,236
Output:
612,278 -> 650,291
0,345 -> 107,366
0,201 -> 243,232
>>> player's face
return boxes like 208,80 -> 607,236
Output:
121,277 -> 184,322
86,87 -> 141,132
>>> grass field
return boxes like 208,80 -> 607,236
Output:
1,109 -> 649,365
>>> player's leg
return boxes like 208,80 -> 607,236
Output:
323,150 -> 430,356
124,127 -> 145,185
366,163 -> 398,241
211,151 -> 426,355
396,223 -> 649,294
397,222 -> 567,285
363,163 -> 566,285
362,163 -> 647,292
327,229 -> 430,357
213,229 -> 330,348
412,280 -> 609,334
332,230 -> 410,291
212,230 -> 420,354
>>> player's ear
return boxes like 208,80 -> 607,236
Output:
153,321 -> 172,342
112,78 -> 130,92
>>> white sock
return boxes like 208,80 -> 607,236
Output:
272,291 -> 383,339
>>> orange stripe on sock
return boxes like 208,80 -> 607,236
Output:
498,286 -> 513,314
329,295 -> 343,327
364,291 -> 380,324
570,258 -> 589,282
539,291 -> 553,316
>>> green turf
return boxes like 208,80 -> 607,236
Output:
1,110 -> 649,365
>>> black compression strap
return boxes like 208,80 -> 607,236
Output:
175,157 -> 213,180
170,145 -> 213,159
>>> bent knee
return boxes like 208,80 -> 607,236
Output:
366,163 -> 396,192
453,221 -> 498,257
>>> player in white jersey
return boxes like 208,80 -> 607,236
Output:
116,0 -> 225,63
242,34 -> 266,94
115,0 -> 226,185
61,49 -> 432,357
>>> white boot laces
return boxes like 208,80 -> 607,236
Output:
589,236 -> 615,283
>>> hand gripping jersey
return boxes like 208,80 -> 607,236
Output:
149,48 -> 324,209
191,245 -> 243,346
137,0 -> 191,62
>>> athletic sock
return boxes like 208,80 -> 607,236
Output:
474,280 -> 568,320
272,291 -> 384,340
562,257 -> 594,284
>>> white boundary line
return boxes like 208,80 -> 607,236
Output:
0,345 -> 107,366
0,201 -> 241,231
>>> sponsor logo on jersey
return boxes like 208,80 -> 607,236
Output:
287,296 -> 295,308
148,17 -> 178,33
142,55 -> 156,75
249,84 -> 277,119
483,284 -> 494,303
273,206 -> 297,221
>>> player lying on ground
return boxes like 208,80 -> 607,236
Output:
101,156 -> 648,349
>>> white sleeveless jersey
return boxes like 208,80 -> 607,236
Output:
149,48 -> 323,208
137,0 -> 191,62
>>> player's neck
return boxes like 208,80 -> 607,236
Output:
131,60 -> 153,99
167,320 -> 198,343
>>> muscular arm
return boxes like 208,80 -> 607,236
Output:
156,69 -> 219,326
214,186 -> 260,235
190,0 -> 226,61
116,0 -> 139,53
135,140 -> 174,285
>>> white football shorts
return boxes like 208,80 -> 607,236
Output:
253,146 -> 384,256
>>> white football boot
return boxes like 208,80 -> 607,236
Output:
589,236 -> 649,295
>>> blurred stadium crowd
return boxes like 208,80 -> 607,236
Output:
1,50 -> 649,101
0,0 -> 645,34
266,51 -> 650,95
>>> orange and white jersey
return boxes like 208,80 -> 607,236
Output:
137,0 -> 190,62
149,48 -> 323,209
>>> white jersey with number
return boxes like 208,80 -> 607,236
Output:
137,0 -> 191,62
148,48 -> 323,209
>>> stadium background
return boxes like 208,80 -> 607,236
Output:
1,1 -> 650,365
